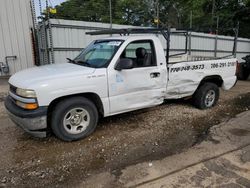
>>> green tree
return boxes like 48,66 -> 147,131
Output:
53,0 -> 152,26
178,0 -> 250,36
49,0 -> 250,38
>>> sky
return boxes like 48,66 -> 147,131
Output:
34,0 -> 66,16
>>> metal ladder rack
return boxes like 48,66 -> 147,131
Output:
86,28 -> 188,64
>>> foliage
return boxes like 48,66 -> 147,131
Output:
50,0 -> 250,38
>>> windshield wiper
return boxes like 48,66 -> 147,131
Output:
76,60 -> 96,68
67,58 -> 96,68
66,58 -> 76,64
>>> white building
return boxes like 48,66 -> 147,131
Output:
0,0 -> 36,76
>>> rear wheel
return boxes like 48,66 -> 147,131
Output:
237,64 -> 250,80
193,82 -> 219,109
51,97 -> 98,141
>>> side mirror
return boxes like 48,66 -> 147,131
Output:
115,58 -> 133,71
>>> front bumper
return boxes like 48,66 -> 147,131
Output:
4,96 -> 48,138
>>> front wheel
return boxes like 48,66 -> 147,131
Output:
192,82 -> 219,109
51,97 -> 98,141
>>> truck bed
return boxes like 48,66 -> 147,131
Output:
165,57 -> 237,99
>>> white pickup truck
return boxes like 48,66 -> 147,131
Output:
5,29 -> 238,141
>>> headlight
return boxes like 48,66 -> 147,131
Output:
16,88 -> 36,98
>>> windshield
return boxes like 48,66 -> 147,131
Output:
72,40 -> 123,68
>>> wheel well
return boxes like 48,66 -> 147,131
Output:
47,93 -> 104,118
199,75 -> 223,88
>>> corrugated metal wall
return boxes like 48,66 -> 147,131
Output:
40,19 -> 137,64
0,0 -> 35,76
41,19 -> 249,65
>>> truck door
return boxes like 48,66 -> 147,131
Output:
107,40 -> 166,115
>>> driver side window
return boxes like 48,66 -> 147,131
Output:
120,40 -> 156,68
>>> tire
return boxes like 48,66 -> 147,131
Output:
192,82 -> 219,109
237,64 -> 250,80
241,67 -> 250,80
51,97 -> 98,141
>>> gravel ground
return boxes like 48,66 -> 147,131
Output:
0,80 -> 250,187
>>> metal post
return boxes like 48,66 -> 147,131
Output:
189,10 -> 192,56
37,0 -> 49,66
188,32 -> 192,55
214,16 -> 219,57
109,0 -> 112,30
31,0 -> 37,29
46,0 -> 55,64
166,28 -> 170,63
43,20 -> 49,64
214,35 -> 218,57
39,0 -> 42,16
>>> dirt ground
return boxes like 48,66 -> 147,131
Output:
1,80 -> 250,187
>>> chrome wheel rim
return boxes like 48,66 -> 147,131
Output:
63,107 -> 90,134
205,90 -> 216,107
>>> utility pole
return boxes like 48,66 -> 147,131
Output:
211,0 -> 215,28
189,11 -> 192,29
156,0 -> 159,28
216,16 -> 219,35
109,0 -> 112,30
233,21 -> 239,58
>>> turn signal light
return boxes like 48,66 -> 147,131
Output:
16,101 -> 38,110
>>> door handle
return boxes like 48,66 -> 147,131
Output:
150,72 -> 160,78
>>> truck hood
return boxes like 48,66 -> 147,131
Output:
9,63 -> 95,89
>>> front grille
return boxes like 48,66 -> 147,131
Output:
10,84 -> 17,94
